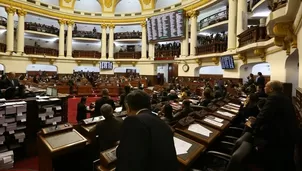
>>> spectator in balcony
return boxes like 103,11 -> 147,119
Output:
93,27 -> 96,33
74,24 -> 77,32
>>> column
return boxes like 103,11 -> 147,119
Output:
66,20 -> 74,58
227,0 -> 237,50
108,24 -> 115,59
148,43 -> 154,59
181,17 -> 189,57
141,21 -> 147,59
237,0 -> 248,36
5,6 -> 16,53
16,9 -> 26,54
259,18 -> 266,27
101,24 -> 107,58
189,10 -> 199,56
58,19 -> 65,57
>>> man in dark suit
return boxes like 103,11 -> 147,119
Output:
256,72 -> 265,90
116,90 -> 178,171
246,81 -> 299,171
76,97 -> 88,123
96,104 -> 123,151
94,89 -> 116,117
1,72 -> 20,99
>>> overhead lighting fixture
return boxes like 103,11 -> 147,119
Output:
252,11 -> 270,17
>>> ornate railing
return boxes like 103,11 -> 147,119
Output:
199,10 -> 228,29
0,43 -> 6,52
25,22 -> 59,35
196,41 -> 227,55
114,32 -> 142,39
238,26 -> 269,47
114,52 -> 141,59
24,46 -> 59,56
154,49 -> 180,60
0,17 -> 6,27
73,50 -> 101,58
267,0 -> 287,11
73,31 -> 101,39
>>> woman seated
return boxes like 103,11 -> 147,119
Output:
242,93 -> 260,119
200,89 -> 213,107
160,104 -> 174,125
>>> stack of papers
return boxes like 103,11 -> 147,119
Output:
221,106 -> 238,113
228,103 -> 240,108
16,114 -> 26,122
204,118 -> 223,127
216,110 -> 235,117
0,108 -> 4,117
5,106 -> 16,115
206,116 -> 224,123
83,116 -> 105,125
225,105 -> 240,111
0,151 -> 14,170
14,132 -> 25,143
173,137 -> 192,155
4,117 -> 15,123
0,117 -> 4,125
0,136 -> 4,145
5,123 -> 17,132
114,107 -> 122,113
16,104 -> 27,114
45,116 -> 62,125
188,124 -> 212,137
0,128 -> 4,135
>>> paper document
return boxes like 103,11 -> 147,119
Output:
207,116 -> 224,123
55,106 -> 62,110
173,137 -> 192,155
216,110 -> 235,117
3,156 -> 12,164
204,118 -> 223,127
114,107 -> 123,113
228,103 -> 240,108
225,105 -> 239,110
221,106 -> 238,113
188,123 -> 212,137
49,98 -> 60,101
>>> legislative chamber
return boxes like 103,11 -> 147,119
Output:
0,0 -> 301,170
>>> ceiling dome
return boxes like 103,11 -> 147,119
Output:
74,0 -> 102,12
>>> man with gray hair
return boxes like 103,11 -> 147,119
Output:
246,80 -> 298,170
94,88 -> 116,117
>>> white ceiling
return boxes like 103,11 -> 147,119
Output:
40,0 -> 59,6
74,0 -> 102,12
116,0 -> 141,13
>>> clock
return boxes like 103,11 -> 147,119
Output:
182,64 -> 189,72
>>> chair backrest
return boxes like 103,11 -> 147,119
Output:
232,132 -> 252,153
226,141 -> 253,171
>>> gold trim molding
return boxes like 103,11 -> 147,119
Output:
115,61 -> 137,67
195,58 -> 202,66
58,19 -> 66,25
211,57 -> 219,65
238,53 -> 247,64
5,6 -> 16,14
141,21 -> 147,28
273,22 -> 297,55
17,9 -> 27,16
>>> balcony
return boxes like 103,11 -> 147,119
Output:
268,0 -> 288,11
73,50 -> 101,58
24,46 -> 59,56
199,10 -> 228,30
154,49 -> 180,60
196,41 -> 227,55
25,22 -> 59,36
114,52 -> 141,59
73,31 -> 101,40
0,17 -> 6,28
0,43 -> 6,53
114,32 -> 142,40
237,26 -> 269,47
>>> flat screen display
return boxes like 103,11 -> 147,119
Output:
147,10 -> 185,42
221,56 -> 235,69
100,62 -> 113,70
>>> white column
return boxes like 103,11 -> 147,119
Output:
181,17 -> 189,57
189,11 -> 199,56
237,0 -> 248,35
141,21 -> 147,59
227,0 -> 237,50
58,19 -> 65,57
5,7 -> 16,53
259,18 -> 266,27
66,20 -> 74,58
148,43 -> 154,59
17,9 -> 26,54
108,24 -> 115,59
101,24 -> 107,58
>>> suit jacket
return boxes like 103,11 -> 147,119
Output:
116,111 -> 178,171
96,117 -> 123,151
256,76 -> 265,87
94,97 -> 116,117
76,103 -> 87,122
253,92 -> 299,145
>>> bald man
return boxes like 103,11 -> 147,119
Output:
95,104 -> 123,151
247,81 -> 298,171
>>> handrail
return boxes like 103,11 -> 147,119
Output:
237,26 -> 269,47
114,32 -> 142,39
267,0 -> 288,11
154,49 -> 180,60
73,50 -> 101,58
199,10 -> 228,29
73,31 -> 101,39
114,52 -> 141,59
24,46 -> 59,56
25,22 -> 59,35
196,41 -> 227,55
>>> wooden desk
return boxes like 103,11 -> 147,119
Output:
197,116 -> 230,131
174,133 -> 205,169
212,110 -> 236,121
175,122 -> 220,146
75,123 -> 97,145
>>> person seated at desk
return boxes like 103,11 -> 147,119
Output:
1,72 -> 21,99
94,89 -> 116,117
255,85 -> 268,98
151,93 -> 159,104
161,91 -> 169,102
96,104 -> 123,152
160,104 -> 174,125
168,90 -> 178,101
179,88 -> 188,100
200,89 -> 213,107
213,85 -> 222,98
120,85 -> 131,111
173,100 -> 193,121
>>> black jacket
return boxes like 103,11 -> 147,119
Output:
76,103 -> 87,122
116,111 -> 178,171
256,76 -> 265,87
94,97 -> 116,117
96,117 -> 123,151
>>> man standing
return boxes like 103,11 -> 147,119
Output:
246,81 -> 299,171
256,72 -> 265,90
94,89 -> 115,117
116,90 -> 178,171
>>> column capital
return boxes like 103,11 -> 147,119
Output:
101,24 -> 108,29
186,10 -> 199,18
5,6 -> 16,14
140,21 -> 147,28
108,23 -> 115,29
66,20 -> 74,26
58,19 -> 66,25
17,9 -> 27,17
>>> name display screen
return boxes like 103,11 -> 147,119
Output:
147,10 -> 185,42
100,62 -> 113,70
221,56 -> 235,69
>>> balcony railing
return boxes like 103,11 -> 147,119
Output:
114,52 -> 141,59
73,31 -> 101,39
114,32 -> 142,39
251,0 -> 261,9
0,16 -> 6,27
154,49 -> 180,60
73,50 -> 101,58
238,26 -> 269,47
0,43 -> 6,52
199,10 -> 228,29
25,22 -> 59,35
196,41 -> 227,55
24,46 -> 59,56
268,0 -> 287,11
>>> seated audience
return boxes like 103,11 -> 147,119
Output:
180,88 -> 188,100
255,85 -> 268,98
120,85 -> 131,111
76,97 -> 88,123
168,90 -> 178,101
161,91 -> 169,102
174,100 -> 193,121
94,89 -> 116,117
213,85 -> 222,98
200,89 -> 213,107
151,94 -> 159,104
96,104 -> 123,151
116,90 -> 178,171
242,93 -> 259,119
161,104 -> 174,125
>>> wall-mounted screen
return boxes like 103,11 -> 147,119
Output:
147,10 -> 185,42
221,56 -> 235,69
100,62 -> 113,70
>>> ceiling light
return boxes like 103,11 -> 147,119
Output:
252,11 -> 270,17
